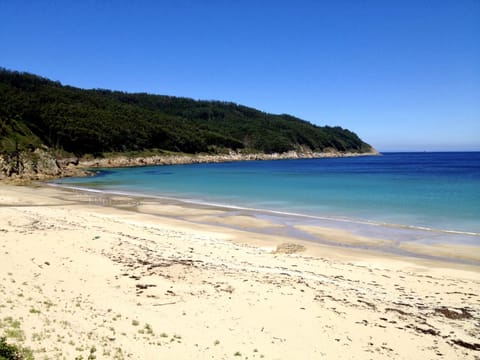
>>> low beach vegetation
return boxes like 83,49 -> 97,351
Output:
0,336 -> 33,360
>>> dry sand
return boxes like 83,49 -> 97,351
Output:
0,184 -> 479,359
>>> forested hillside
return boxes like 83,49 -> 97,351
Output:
0,68 -> 374,156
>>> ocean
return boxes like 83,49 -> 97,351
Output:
53,152 -> 480,250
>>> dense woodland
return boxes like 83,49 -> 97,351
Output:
0,68 -> 373,157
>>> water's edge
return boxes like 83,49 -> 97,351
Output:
47,182 -> 480,267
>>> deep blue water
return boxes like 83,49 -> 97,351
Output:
54,152 -> 480,244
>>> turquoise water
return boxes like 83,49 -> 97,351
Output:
54,152 -> 480,246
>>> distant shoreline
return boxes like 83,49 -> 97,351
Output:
78,149 -> 380,169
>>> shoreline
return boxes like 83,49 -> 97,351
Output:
78,150 -> 380,169
47,182 -> 480,266
1,183 -> 479,359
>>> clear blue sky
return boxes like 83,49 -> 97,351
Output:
1,0 -> 479,151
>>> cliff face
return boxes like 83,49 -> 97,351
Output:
0,148 -> 86,183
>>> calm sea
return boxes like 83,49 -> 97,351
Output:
53,152 -> 480,247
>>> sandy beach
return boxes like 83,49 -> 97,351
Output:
0,184 -> 479,359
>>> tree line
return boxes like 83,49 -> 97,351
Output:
0,68 -> 374,157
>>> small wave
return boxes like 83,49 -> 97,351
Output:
381,223 -> 480,237
48,183 -> 105,193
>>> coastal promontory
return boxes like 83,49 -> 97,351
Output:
0,68 -> 376,180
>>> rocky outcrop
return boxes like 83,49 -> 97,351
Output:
79,149 -> 379,169
0,148 -> 87,183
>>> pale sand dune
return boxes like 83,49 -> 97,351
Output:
0,184 -> 479,359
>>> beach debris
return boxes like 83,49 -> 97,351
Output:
273,243 -> 305,254
451,339 -> 480,351
407,324 -> 440,336
434,307 -> 473,320
357,299 -> 376,310
153,302 -> 177,307
385,307 -> 410,316
135,284 -> 156,290
221,285 -> 235,294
